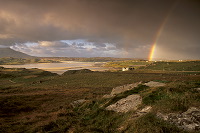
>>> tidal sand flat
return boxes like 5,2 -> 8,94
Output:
1,61 -> 109,74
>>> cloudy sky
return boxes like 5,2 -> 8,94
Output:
0,0 -> 199,60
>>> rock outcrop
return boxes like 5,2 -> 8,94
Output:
103,82 -> 141,98
104,81 -> 165,114
157,107 -> 200,131
126,106 -> 153,119
106,94 -> 142,113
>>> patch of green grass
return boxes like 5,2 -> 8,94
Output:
143,91 -> 168,105
155,92 -> 200,113
165,95 -> 190,112
73,100 -> 125,133
142,81 -> 200,113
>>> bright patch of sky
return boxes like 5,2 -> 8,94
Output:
10,40 -> 124,57
60,39 -> 87,45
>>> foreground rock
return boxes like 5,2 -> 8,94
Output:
125,106 -> 153,119
157,107 -> 200,131
103,82 -> 141,98
134,106 -> 152,117
111,82 -> 141,96
106,94 -> 142,113
144,81 -> 166,87
194,88 -> 200,91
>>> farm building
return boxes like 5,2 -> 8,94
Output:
122,67 -> 134,71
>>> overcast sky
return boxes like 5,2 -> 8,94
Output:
0,0 -> 199,60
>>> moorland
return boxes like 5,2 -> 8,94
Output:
0,60 -> 200,133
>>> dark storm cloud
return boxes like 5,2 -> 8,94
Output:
0,0 -> 174,44
155,0 -> 200,59
0,0 -> 199,59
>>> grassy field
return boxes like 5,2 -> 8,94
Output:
140,61 -> 200,71
105,60 -> 200,71
104,60 -> 150,68
0,61 -> 200,133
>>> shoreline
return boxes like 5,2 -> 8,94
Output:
0,61 -> 111,74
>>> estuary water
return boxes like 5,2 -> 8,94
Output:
1,61 -> 109,74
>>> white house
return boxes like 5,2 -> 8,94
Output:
122,67 -> 134,71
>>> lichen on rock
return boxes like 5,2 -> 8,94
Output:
157,107 -> 200,131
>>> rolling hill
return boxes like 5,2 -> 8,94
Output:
0,48 -> 33,58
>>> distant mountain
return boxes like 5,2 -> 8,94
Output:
0,48 -> 33,58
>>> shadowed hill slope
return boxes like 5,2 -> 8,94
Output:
0,48 -> 33,58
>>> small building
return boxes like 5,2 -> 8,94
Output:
122,67 -> 134,71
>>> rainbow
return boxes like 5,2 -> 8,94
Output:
149,43 -> 156,61
148,1 -> 178,61
148,20 -> 166,61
